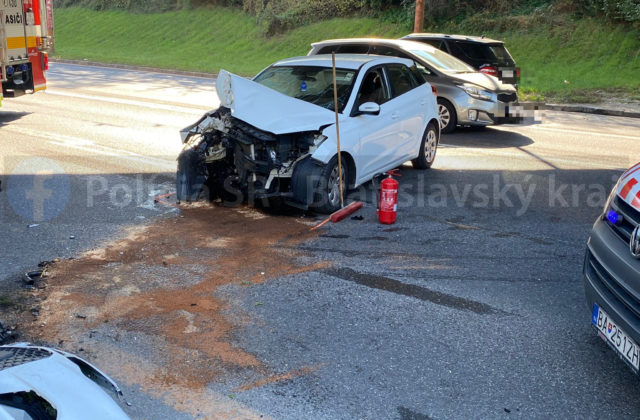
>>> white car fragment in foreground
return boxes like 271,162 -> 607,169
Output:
177,54 -> 440,213
0,344 -> 129,419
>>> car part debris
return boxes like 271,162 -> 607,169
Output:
0,322 -> 13,345
24,270 -> 45,286
0,344 -> 130,419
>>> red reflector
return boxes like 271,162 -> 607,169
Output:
516,67 -> 521,78
479,66 -> 498,77
431,85 -> 437,96
43,52 -> 49,71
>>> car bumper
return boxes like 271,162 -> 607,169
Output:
453,95 -> 513,127
584,217 -> 640,347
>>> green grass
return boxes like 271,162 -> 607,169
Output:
54,7 -> 640,100
53,8 -> 405,76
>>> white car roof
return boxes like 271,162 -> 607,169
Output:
273,54 -> 415,70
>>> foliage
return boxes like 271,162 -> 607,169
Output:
584,0 -> 640,23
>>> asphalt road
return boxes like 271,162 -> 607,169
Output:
1,63 -> 640,419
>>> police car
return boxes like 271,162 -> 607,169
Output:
584,162 -> 640,372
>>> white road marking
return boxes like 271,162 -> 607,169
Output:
45,89 -> 211,114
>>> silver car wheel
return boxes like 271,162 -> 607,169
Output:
425,128 -> 437,163
438,104 -> 450,130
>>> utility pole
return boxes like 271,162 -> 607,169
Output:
414,0 -> 425,32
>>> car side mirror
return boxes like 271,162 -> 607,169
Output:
357,102 -> 380,115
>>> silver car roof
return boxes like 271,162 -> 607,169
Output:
273,54 -> 415,70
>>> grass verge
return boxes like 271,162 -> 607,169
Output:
53,7 -> 640,101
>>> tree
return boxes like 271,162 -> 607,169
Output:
414,0 -> 425,32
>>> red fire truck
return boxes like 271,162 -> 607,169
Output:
1,0 -> 53,105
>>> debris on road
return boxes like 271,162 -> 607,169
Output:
0,321 -> 13,344
311,201 -> 364,231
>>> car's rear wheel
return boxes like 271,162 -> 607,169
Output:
412,122 -> 439,169
315,156 -> 347,214
437,98 -> 457,134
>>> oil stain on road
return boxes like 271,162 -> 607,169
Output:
25,205 -> 325,418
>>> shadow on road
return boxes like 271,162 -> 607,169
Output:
0,111 -> 30,126
442,126 -> 533,149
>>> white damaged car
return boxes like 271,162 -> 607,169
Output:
0,344 -> 129,419
177,54 -> 440,213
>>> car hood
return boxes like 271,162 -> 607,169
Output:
448,72 -> 516,93
216,69 -> 337,135
617,162 -> 640,210
0,345 -> 129,419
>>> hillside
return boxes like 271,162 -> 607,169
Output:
52,3 -> 640,102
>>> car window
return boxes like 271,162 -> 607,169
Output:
253,65 -> 357,113
449,41 -> 515,66
386,64 -> 418,98
355,67 -> 390,107
423,39 -> 449,53
371,45 -> 411,60
406,45 -> 475,73
336,44 -> 370,54
316,44 -> 370,55
488,45 -> 516,66
316,46 -> 338,54
409,64 -> 427,84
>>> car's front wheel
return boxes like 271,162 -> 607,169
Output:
437,98 -> 457,134
315,156 -> 347,214
412,122 -> 439,169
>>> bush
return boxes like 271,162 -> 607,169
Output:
586,0 -> 640,22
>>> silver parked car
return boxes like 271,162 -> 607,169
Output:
308,38 -> 518,134
584,162 -> 640,373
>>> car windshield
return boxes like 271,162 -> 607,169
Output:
407,46 -> 476,74
253,65 -> 357,113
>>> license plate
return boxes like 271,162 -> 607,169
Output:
502,70 -> 514,78
592,304 -> 640,371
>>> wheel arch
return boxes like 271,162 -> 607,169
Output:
338,151 -> 357,188
428,117 -> 441,140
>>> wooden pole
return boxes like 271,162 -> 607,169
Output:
331,52 -> 344,209
414,0 -> 425,33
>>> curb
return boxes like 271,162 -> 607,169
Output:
50,59 -> 640,119
543,103 -> 640,119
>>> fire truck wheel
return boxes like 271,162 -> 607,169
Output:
412,122 -> 439,169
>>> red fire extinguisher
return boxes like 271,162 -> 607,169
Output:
377,170 -> 399,225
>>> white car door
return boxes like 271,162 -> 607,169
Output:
384,64 -> 430,160
353,66 -> 408,183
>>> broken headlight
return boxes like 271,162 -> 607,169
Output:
268,148 -> 278,163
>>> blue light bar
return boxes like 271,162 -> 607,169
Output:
607,209 -> 623,225
6,66 -> 14,76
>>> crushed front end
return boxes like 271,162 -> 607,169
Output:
176,107 -> 327,208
